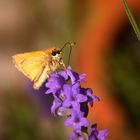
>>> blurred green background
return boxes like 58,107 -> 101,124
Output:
0,0 -> 140,140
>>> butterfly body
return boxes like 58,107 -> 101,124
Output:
12,48 -> 66,89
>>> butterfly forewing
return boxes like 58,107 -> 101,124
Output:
12,51 -> 50,88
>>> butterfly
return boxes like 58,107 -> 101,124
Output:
12,42 -> 75,89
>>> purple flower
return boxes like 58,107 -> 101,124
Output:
67,66 -> 87,84
98,129 -> 108,140
45,73 -> 66,94
69,130 -> 85,140
63,83 -> 88,110
65,109 -> 90,131
51,97 -> 62,116
89,124 -> 108,140
88,124 -> 98,140
86,88 -> 100,107
43,66 -> 108,140
58,70 -> 69,80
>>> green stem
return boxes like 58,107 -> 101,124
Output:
121,0 -> 140,42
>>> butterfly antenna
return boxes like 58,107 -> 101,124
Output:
60,42 -> 76,66
68,46 -> 72,65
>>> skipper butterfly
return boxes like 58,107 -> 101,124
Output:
12,42 -> 75,89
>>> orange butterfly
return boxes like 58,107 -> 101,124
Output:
12,42 -> 75,89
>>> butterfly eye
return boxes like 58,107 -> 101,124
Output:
52,51 -> 56,56
57,51 -> 60,54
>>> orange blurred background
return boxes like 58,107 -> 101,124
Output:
0,0 -> 140,140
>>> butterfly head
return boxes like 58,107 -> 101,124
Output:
47,47 -> 65,71
51,48 -> 62,61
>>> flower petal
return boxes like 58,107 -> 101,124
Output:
51,98 -> 62,116
65,117 -> 73,126
80,118 -> 90,127
58,71 -> 69,80
98,129 -> 108,140
79,73 -> 87,82
45,89 -> 53,94
76,94 -> 88,103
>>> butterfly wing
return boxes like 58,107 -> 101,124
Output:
12,51 -> 50,89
